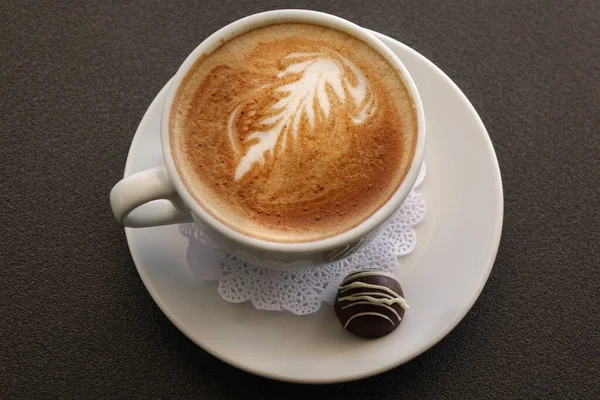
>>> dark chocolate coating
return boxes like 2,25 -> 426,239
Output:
334,270 -> 406,339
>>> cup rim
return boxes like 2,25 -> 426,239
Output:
160,9 -> 426,255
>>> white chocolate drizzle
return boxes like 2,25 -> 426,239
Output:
341,301 -> 401,321
341,270 -> 402,282
343,312 -> 394,329
338,282 -> 409,310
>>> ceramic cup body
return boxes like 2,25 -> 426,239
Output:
110,9 -> 426,263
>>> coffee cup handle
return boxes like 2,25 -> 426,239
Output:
110,166 -> 193,228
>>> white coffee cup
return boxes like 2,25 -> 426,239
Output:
110,9 -> 426,263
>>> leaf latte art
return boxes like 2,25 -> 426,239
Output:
170,24 -> 418,242
228,50 -> 377,181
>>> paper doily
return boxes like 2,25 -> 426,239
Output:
179,163 -> 426,315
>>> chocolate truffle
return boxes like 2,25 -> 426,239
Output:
334,269 -> 409,339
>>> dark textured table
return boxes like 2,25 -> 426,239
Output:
1,0 -> 599,398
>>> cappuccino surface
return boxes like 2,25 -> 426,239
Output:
170,24 -> 418,242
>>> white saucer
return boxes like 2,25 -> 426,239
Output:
123,30 -> 503,384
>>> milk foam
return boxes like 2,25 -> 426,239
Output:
170,24 -> 418,242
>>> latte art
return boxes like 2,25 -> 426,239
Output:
228,50 -> 376,181
170,24 -> 418,242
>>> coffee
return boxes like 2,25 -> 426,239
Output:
170,23 -> 418,242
